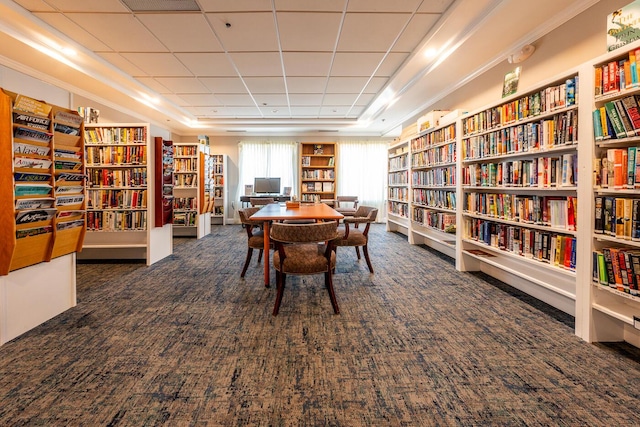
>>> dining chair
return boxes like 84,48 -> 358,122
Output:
270,221 -> 339,315
250,197 -> 275,206
334,196 -> 359,217
333,206 -> 378,273
238,207 -> 268,281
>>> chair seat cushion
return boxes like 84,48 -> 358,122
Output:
273,243 -> 336,274
335,207 -> 357,216
334,229 -> 366,246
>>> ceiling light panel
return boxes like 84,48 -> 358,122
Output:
121,0 -> 201,12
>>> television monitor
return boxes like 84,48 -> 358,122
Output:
254,177 -> 281,194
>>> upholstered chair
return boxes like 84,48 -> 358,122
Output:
238,207 -> 267,281
270,221 -> 339,315
334,196 -> 359,217
333,206 -> 378,273
250,197 -> 275,206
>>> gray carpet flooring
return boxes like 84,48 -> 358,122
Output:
0,224 -> 639,426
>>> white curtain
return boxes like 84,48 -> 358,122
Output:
236,140 -> 298,211
336,140 -> 388,222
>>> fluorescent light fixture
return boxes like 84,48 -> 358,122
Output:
121,0 -> 200,12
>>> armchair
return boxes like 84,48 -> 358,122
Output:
238,207 -> 268,282
334,196 -> 359,217
333,206 -> 378,273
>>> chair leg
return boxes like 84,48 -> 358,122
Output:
363,244 -> 374,273
325,271 -> 339,314
355,246 -> 361,259
241,248 -> 253,278
257,249 -> 263,264
273,271 -> 286,316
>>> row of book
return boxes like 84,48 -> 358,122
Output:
412,166 -> 455,187
388,170 -> 409,186
174,145 -> 198,156
174,158 -> 197,172
388,201 -> 409,217
173,212 -> 197,227
462,76 -> 578,135
411,143 -> 456,166
84,127 -> 146,144
411,124 -> 456,150
413,189 -> 456,210
413,209 -> 456,233
592,96 -> 640,140
594,196 -> 640,240
465,193 -> 577,231
87,168 -> 147,188
594,147 -> 640,189
302,182 -> 334,192
465,218 -> 576,270
388,156 -> 408,171
301,169 -> 335,180
593,247 -> 640,296
462,109 -> 578,159
86,189 -> 147,210
388,187 -> 408,201
463,154 -> 577,188
173,197 -> 196,210
86,210 -> 147,231
595,48 -> 640,97
301,156 -> 335,167
175,173 -> 197,187
86,145 -> 146,165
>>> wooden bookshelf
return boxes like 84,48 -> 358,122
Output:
0,89 -> 86,275
210,154 -> 227,225
300,143 -> 336,203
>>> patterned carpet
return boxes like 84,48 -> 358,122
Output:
0,224 -> 639,426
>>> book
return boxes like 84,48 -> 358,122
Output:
594,196 -> 604,233
604,101 -> 627,138
616,98 -> 636,137
593,109 -> 604,141
621,96 -> 640,131
629,147 -> 637,188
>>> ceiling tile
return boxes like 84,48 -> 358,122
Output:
417,0 -> 455,13
393,13 -> 441,52
98,53 -> 148,76
214,94 -> 258,106
175,94 -> 223,106
205,106 -> 263,117
363,77 -> 388,93
33,0 -> 129,12
274,0 -> 346,12
330,52 -> 384,76
277,12 -> 343,51
206,12 -> 279,51
199,77 -> 248,94
228,52 -> 283,77
12,0 -> 56,12
322,93 -> 361,106
282,52 -> 332,77
259,106 -> 292,117
347,0 -> 422,12
159,93 -> 190,106
66,13 -> 167,52
120,53 -> 193,76
289,94 -> 323,106
351,93 -> 375,106
319,106 -> 354,116
376,52 -> 410,77
34,13 -> 111,51
136,14 -> 224,52
175,53 -> 237,77
337,13 -> 411,52
153,78 -> 211,93
290,106 -> 321,116
253,94 -> 288,106
243,77 -> 286,94
135,77 -> 171,93
326,76 -> 369,93
197,0 -> 272,12
285,77 -> 327,93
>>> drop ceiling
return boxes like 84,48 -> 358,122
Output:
0,0 -> 597,136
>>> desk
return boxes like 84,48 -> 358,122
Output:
250,203 -> 344,286
240,195 -> 291,207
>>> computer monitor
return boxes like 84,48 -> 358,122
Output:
254,177 -> 281,194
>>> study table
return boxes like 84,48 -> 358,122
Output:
250,203 -> 344,286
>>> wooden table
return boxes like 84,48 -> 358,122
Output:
250,203 -> 344,286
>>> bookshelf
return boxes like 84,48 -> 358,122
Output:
80,123 -> 172,265
409,119 -> 458,258
458,72 -> 580,315
210,154 -> 227,225
173,142 -> 210,237
585,42 -> 640,348
386,139 -> 410,235
300,143 -> 336,203
0,88 -> 84,344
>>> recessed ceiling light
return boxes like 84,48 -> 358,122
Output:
272,109 -> 278,113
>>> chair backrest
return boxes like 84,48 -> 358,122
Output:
336,196 -> 358,208
353,206 -> 378,222
271,221 -> 338,244
251,197 -> 275,206
238,207 -> 260,224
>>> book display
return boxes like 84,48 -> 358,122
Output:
0,88 -> 85,344
81,123 -> 171,264
173,142 -> 210,237
459,73 -> 579,314
210,154 -> 227,225
409,120 -> 458,257
386,140 -> 410,234
300,143 -> 336,203
587,42 -> 640,347
0,89 -> 86,275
